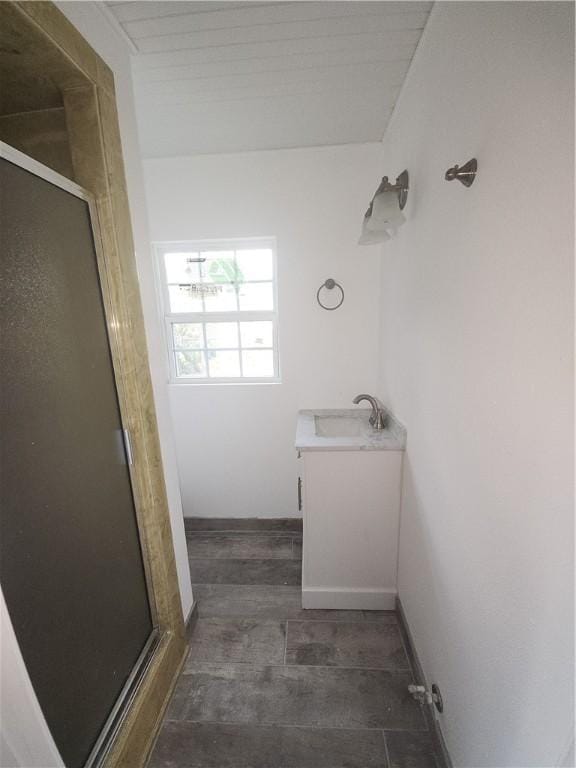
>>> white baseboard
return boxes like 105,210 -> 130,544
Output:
301,586 -> 397,610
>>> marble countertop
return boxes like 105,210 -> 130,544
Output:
295,408 -> 406,452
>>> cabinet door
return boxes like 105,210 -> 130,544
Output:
301,450 -> 402,608
0,155 -> 154,768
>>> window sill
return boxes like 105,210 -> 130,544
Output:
168,377 -> 282,387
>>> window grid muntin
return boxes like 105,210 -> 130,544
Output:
157,239 -> 279,383
165,247 -> 273,315
171,320 -> 274,350
165,282 -> 274,314
168,318 -> 277,380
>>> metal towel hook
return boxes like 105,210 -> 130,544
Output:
316,278 -> 344,311
444,158 -> 478,187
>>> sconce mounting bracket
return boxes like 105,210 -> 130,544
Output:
367,169 -> 409,217
395,170 -> 409,210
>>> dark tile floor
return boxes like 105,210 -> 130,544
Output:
148,519 -> 443,768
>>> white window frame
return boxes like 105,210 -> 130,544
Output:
154,237 -> 280,385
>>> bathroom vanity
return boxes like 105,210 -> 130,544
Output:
295,409 -> 406,610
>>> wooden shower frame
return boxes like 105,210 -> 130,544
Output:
0,3 -> 187,766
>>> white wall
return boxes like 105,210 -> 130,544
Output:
57,2 -> 193,619
144,143 -> 383,518
376,3 -> 574,766
0,588 -> 64,768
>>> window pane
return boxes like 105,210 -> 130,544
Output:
168,284 -> 203,312
164,252 -> 201,283
207,350 -> 240,378
238,282 -> 273,311
175,350 -> 206,378
201,251 -> 239,284
240,321 -> 273,348
205,322 -> 238,349
161,240 -> 278,384
236,249 -> 273,282
173,323 -> 203,349
203,283 -> 238,312
242,350 -> 274,377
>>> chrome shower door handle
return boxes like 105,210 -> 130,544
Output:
123,428 -> 134,466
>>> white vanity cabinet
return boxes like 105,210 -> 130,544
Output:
296,409 -> 405,611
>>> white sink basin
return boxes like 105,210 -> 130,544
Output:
296,409 -> 406,452
314,415 -> 367,437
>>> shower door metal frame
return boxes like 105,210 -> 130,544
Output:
0,140 -> 160,768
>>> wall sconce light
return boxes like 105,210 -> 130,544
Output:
359,215 -> 391,245
358,170 -> 409,245
444,158 -> 477,187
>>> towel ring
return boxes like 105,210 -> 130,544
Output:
316,278 -> 344,311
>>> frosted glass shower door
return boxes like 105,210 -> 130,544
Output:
0,149 -> 155,768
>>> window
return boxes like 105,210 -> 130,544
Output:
156,239 -> 279,383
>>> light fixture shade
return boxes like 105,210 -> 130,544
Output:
366,189 -> 406,232
358,215 -> 391,245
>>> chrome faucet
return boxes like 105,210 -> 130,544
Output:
352,394 -> 387,430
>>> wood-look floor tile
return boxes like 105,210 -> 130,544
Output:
385,730 -> 440,767
193,584 -> 398,623
147,722 -> 387,767
167,664 -> 425,731
184,517 -> 303,534
286,620 -> 410,669
187,533 -> 294,560
186,619 -> 286,665
154,523 -> 441,767
189,558 -> 301,586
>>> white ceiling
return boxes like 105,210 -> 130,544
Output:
105,1 -> 432,157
